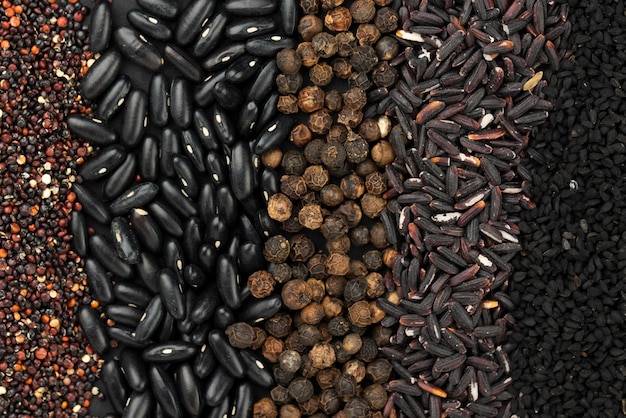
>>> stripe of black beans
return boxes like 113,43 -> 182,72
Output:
367,0 -> 569,416
73,0 -> 298,416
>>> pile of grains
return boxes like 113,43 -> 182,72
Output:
247,0 -> 409,416
67,0 -> 301,416
359,0 -> 569,416
509,0 -> 626,416
0,0 -> 101,416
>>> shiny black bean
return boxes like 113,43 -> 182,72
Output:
81,50 -> 122,100
256,91 -> 279,130
170,77 -> 193,129
130,208 -> 163,254
114,283 -> 153,310
236,294 -> 282,324
160,179 -> 198,218
189,113 -> 219,154
216,254 -> 241,310
160,127 -> 181,178
194,70 -> 226,106
128,8 -> 172,41
190,282 -> 220,324
135,251 -> 159,292
226,17 -> 276,40
205,151 -> 229,185
78,305 -> 109,354
176,363 -> 203,416
110,182 -> 160,216
192,11 -> 228,58
225,0 -> 277,15
157,312 -> 176,343
137,0 -> 178,19
172,156 -> 199,199
90,234 -> 133,279
239,350 -> 274,388
106,304 -> 143,328
213,80 -> 244,110
208,330 -> 245,378
142,341 -> 196,362
183,264 -> 206,289
95,76 -> 131,121
212,305 -> 235,329
237,101 -> 259,140
102,360 -> 128,415
253,114 -> 293,154
246,60 -> 278,104
281,0 -> 297,34
135,295 -> 165,342
111,216 -> 141,264
201,42 -> 247,72
194,342 -> 216,379
67,115 -> 117,146
120,349 -> 149,393
113,27 -> 163,72
175,0 -> 217,46
245,34 -> 296,57
148,73 -> 169,128
149,365 -> 183,418
122,390 -> 153,418
73,183 -> 111,224
89,1 -> 112,52
210,104 -> 236,146
228,141 -> 255,201
237,241 -> 264,277
158,267 -> 186,320
103,154 -> 137,201
231,382 -> 253,417
70,211 -> 88,256
203,367 -> 235,407
138,136 -> 159,182
198,183 -> 217,227
216,185 -> 239,227
163,44 -> 203,82
181,218 -> 201,264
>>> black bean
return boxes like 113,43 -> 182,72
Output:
148,365 -> 183,418
89,234 -> 134,279
147,200 -> 184,238
78,305 -> 109,355
70,211 -> 88,257
120,349 -> 149,393
113,27 -> 163,72
169,77 -> 193,129
67,115 -> 118,146
102,360 -> 128,415
225,17 -> 277,40
110,182 -> 160,216
203,366 -> 235,407
201,42 -> 247,72
127,9 -> 172,41
157,268 -> 186,320
95,76 -> 132,121
104,154 -> 138,201
142,341 -> 197,362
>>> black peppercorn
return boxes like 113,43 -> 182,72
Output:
304,138 -> 325,165
344,278 -> 368,303
374,35 -> 399,60
292,262 -> 310,281
296,41 -> 320,67
268,262 -> 293,283
356,338 -> 379,363
335,31 -> 357,57
300,0 -> 320,14
280,175 -> 308,199
248,270 -> 277,298
308,109 -> 333,134
290,123 -> 313,148
276,73 -> 304,95
328,316 -> 351,337
298,85 -> 325,113
282,279 -> 312,310
277,48 -> 303,75
278,94 -> 299,114
356,23 -> 381,46
335,372 -> 357,397
320,142 -> 347,169
285,331 -> 308,353
365,171 -> 387,195
350,45 -> 379,73
331,57 -> 353,79
309,62 -> 334,86
338,106 -> 364,128
289,234 -> 315,262
326,234 -> 351,254
264,235 -> 291,263
274,367 -> 296,386
268,192 -> 294,222
317,367 -> 341,390
350,0 -> 376,23
344,134 -> 369,164
358,118 -> 381,142
366,358 -> 392,384
270,385 -> 293,405
282,150 -> 308,175
348,71 -> 373,90
340,173 -> 366,200
279,350 -> 303,373
319,389 -> 342,415
369,222 -> 389,248
363,250 -> 383,271
334,200 -> 363,228
344,397 -> 371,418
299,395 -> 320,415
298,14 -> 324,41
325,89 -> 344,111
225,322 -> 256,348
320,184 -> 345,207
324,6 -> 352,32
312,32 -> 338,58
265,313 -> 293,338
361,193 -> 387,218
363,384 -> 387,410
320,215 -> 349,241
375,7 -> 399,33
371,61 -> 398,87
306,254 -> 328,279
299,324 -> 322,346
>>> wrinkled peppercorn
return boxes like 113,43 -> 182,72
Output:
363,384 -> 387,410
271,385 -> 292,405
296,41 -> 319,68
356,23 -> 381,46
264,235 -> 291,263
325,89 -> 344,111
282,151 -> 308,175
344,134 -> 369,164
254,397 -> 279,418
320,215 -> 349,240
268,193 -> 294,222
298,85 -> 325,113
307,254 -> 328,279
275,366 -> 296,386
277,48 -> 303,75
226,322 -> 256,348
309,62 -> 334,86
328,315 -> 351,337
326,234 -> 351,253
332,57 -> 353,79
262,148 -> 284,168
266,313 -> 293,338
289,234 -> 316,262
281,175 -> 309,200
278,94 -> 299,114
320,142 -> 347,168
292,262 -> 310,281
282,279 -> 312,310
344,358 -> 367,382
279,350 -> 303,374
279,404 -> 301,418
310,342 -> 336,369
325,6 -> 352,32
300,0 -> 320,14
366,358 -> 392,383
308,109 -> 333,134
350,45 -> 379,73
322,295 -> 345,318
365,171 -> 387,195
350,225 -> 370,247
358,118 -> 381,142
363,251 -> 383,271
317,367 -> 341,390
361,193 -> 387,218
369,222 -> 388,248
269,262 -> 293,283
371,61 -> 398,87
326,252 -> 351,276
312,32 -> 338,58
298,14 -> 324,41
348,300 -> 373,327
374,7 -> 399,33
302,165 -> 330,191
338,106 -> 364,127
306,278 -> 326,302
334,200 -> 363,228
326,275 -> 347,297
344,397 -> 371,418
374,35 -> 399,60
351,0 -> 376,23
357,338 -> 379,363
277,72 -> 304,94
335,372 -> 357,397
340,173 -> 366,199
285,331 -> 308,353
348,71 -> 373,90
301,302 -> 325,324
320,184 -> 345,207
290,124 -> 313,148
344,278 -> 368,303
264,336 -> 286,363
319,389 -> 343,414
248,270 -> 277,298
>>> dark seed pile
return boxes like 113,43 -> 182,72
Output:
0,0 -> 101,416
509,0 -> 626,416
68,0 -> 300,417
